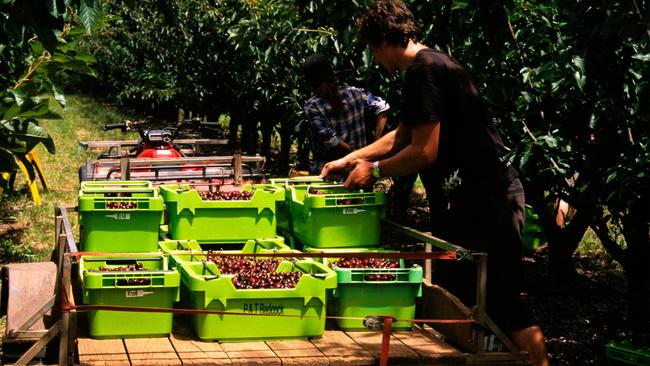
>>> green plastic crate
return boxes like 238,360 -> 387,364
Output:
267,177 -> 328,233
303,246 -> 403,267
80,255 -> 180,338
330,264 -> 422,330
158,236 -> 294,268
79,181 -> 164,252
159,184 -> 284,243
606,342 -> 650,366
288,184 -> 385,248
177,259 -> 336,341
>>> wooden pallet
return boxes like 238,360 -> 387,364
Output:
77,320 -> 529,366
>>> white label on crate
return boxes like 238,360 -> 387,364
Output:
243,302 -> 285,315
106,213 -> 131,220
343,208 -> 365,215
125,290 -> 153,298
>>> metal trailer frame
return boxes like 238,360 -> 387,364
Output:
3,206 -> 526,365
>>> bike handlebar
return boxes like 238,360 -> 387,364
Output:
104,118 -> 221,132
103,123 -> 125,131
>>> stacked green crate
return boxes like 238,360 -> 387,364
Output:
78,181 -> 164,252
79,255 -> 180,338
288,184 -> 385,248
157,236 -> 294,269
159,184 -> 285,244
303,246 -> 403,266
267,177 -> 327,233
329,264 -> 423,330
177,259 -> 336,341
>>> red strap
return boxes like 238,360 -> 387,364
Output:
67,250 -> 459,260
380,317 -> 394,366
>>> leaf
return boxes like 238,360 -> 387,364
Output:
79,0 -> 102,34
0,148 -> 20,171
7,89 -> 28,107
452,0 -> 469,10
1,119 -> 55,154
631,53 -> 650,62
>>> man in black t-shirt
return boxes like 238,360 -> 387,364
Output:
321,1 -> 549,365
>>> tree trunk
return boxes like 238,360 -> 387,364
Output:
259,105 -> 275,159
278,119 -> 293,174
524,181 -> 590,283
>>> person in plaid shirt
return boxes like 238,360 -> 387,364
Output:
302,54 -> 390,173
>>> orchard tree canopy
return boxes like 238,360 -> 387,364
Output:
0,0 -> 102,182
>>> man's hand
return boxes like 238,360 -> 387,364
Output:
320,157 -> 354,181
344,159 -> 375,190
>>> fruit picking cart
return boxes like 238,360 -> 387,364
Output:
1,194 -> 531,365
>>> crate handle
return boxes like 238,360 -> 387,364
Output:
201,261 -> 220,281
291,259 -> 326,279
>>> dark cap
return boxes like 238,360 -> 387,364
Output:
302,54 -> 335,88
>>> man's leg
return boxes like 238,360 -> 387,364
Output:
511,325 -> 550,366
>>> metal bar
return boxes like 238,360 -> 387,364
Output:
13,320 -> 60,366
67,250 -> 457,260
382,219 -> 475,260
120,158 -> 130,181
59,255 -> 72,366
474,253 -> 488,352
233,153 -> 242,185
124,155 -> 265,165
79,139 -> 229,150
59,206 -> 78,253
424,243 -> 432,282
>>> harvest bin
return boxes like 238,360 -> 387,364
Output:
177,260 -> 337,341
330,265 -> 423,330
159,184 -> 284,243
79,255 -> 180,338
158,236 -> 294,269
78,180 -> 164,252
268,177 -> 327,233
288,184 -> 385,248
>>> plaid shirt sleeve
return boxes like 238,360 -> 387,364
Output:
361,89 -> 390,115
304,98 -> 340,148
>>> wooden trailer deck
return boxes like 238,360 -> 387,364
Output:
77,319 -> 529,366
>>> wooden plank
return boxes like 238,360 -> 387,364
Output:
392,329 -> 465,364
77,338 -> 129,366
265,340 -> 328,366
219,342 -> 280,365
13,320 -> 60,366
3,262 -> 57,334
310,330 -> 375,365
169,328 -> 231,365
420,280 -> 478,353
344,331 -> 421,364
125,337 -> 181,366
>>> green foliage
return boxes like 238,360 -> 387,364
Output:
0,1 -> 101,187
86,0 -> 647,263
0,238 -> 34,263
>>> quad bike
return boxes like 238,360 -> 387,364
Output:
78,117 -> 266,185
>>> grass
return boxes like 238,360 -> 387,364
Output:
0,95 -> 130,261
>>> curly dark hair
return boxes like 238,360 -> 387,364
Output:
356,0 -> 421,48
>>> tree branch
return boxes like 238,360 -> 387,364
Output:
591,214 -> 625,264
